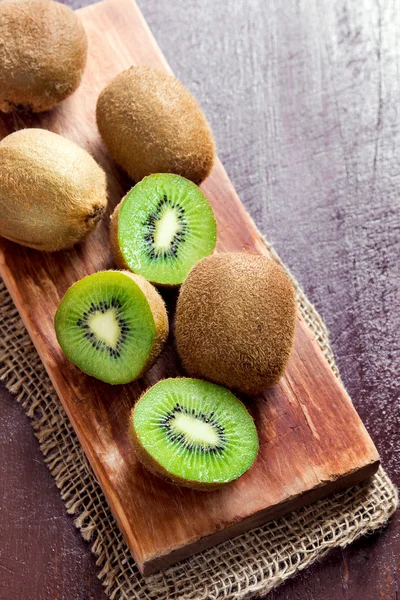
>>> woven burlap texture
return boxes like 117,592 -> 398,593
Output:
0,239 -> 397,600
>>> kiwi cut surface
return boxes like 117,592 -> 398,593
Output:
0,129 -> 107,251
175,253 -> 296,396
0,0 -> 87,113
55,271 -> 168,384
130,378 -> 259,490
111,174 -> 217,286
96,65 -> 215,184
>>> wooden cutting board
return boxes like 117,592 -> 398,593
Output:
0,0 -> 379,576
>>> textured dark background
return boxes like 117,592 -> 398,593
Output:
0,0 -> 399,598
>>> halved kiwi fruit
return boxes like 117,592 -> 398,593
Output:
110,174 -> 217,286
55,271 -> 168,384
130,378 -> 259,490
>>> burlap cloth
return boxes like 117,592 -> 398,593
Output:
0,237 -> 398,600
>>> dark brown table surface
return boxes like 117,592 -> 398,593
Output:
1,0 -> 399,598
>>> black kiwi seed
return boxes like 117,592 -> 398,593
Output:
159,403 -> 227,455
142,193 -> 188,261
76,299 -> 129,359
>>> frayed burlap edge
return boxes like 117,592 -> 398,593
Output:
0,237 -> 397,600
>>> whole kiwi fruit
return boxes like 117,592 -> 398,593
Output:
0,0 -> 88,113
0,128 -> 107,251
175,253 -> 297,396
96,65 -> 215,184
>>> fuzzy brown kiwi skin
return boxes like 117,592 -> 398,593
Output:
175,253 -> 297,396
120,272 -> 169,377
110,201 -> 129,270
110,200 -> 184,289
129,380 -> 236,492
96,65 -> 215,185
0,129 -> 107,251
0,0 -> 88,113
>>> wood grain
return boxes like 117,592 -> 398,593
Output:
0,0 -> 381,578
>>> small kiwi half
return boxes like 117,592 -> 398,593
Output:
110,174 -> 217,286
0,0 -> 87,113
175,253 -> 297,395
130,378 -> 259,490
55,271 -> 168,384
96,65 -> 215,184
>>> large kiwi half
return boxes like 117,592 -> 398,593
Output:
55,271 -> 168,384
175,253 -> 296,395
0,0 -> 87,113
96,65 -> 215,184
110,174 -> 217,286
130,378 -> 259,490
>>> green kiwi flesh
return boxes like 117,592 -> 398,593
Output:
111,174 -> 217,286
175,253 -> 296,396
55,271 -> 168,384
130,378 -> 259,490
0,0 -> 87,113
96,65 -> 215,184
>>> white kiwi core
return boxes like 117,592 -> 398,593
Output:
88,310 -> 121,348
170,413 -> 220,446
153,207 -> 181,251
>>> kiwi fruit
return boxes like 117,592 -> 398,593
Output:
175,253 -> 297,396
110,173 -> 217,286
0,0 -> 88,113
55,270 -> 168,384
96,65 -> 215,184
130,378 -> 259,490
0,128 -> 107,251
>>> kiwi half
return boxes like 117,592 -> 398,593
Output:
55,271 -> 168,384
175,253 -> 296,396
110,174 -> 217,286
0,129 -> 107,251
0,0 -> 87,113
130,378 -> 259,490
96,65 -> 215,184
